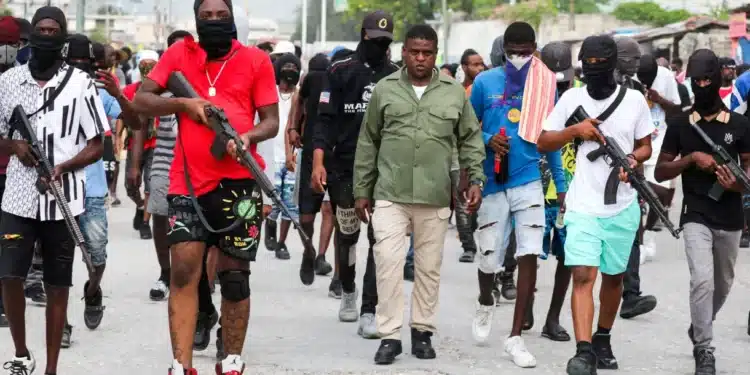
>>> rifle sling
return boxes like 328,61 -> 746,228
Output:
9,66 -> 75,139
178,129 -> 245,234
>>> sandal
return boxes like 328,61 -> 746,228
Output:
542,322 -> 571,342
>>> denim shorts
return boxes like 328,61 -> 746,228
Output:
541,205 -> 566,261
269,162 -> 299,222
80,196 -> 109,267
475,181 -> 545,274
564,199 -> 640,275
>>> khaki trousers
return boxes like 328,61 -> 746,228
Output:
371,200 -> 451,340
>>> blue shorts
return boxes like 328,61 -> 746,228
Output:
269,162 -> 299,222
80,196 -> 108,267
541,205 -> 565,261
563,200 -> 640,275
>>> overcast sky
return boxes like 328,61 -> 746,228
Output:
137,0 -> 300,22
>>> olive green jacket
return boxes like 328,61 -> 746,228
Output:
353,67 -> 486,207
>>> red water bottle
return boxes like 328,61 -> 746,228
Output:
494,127 -> 506,174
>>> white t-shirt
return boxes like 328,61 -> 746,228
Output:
274,87 -> 295,164
413,85 -> 427,100
644,66 -> 680,166
543,86 -> 655,217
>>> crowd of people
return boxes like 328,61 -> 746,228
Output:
0,0 -> 749,374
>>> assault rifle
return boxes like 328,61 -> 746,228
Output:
166,72 -> 317,286
567,106 -> 682,239
689,120 -> 750,201
9,106 -> 94,271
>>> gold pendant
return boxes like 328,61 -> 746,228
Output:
208,87 -> 216,97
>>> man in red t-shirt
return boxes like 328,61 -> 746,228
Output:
719,57 -> 737,106
132,0 -> 279,373
123,51 -> 160,241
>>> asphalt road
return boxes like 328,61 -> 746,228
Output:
2,192 -> 750,375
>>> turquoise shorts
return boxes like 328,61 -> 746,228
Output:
563,200 -> 640,275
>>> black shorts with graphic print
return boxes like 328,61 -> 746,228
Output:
167,179 -> 263,262
0,212 -> 77,287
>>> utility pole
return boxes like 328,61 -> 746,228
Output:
442,0 -> 448,64
569,0 -> 575,31
321,0 -> 327,50
301,0 -> 308,57
76,0 -> 85,32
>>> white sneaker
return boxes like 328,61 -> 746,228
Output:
357,313 -> 378,339
472,299 -> 495,344
4,351 -> 36,374
639,245 -> 648,265
169,359 -> 184,375
219,354 -> 245,374
504,335 -> 536,368
149,279 -> 169,301
643,235 -> 656,261
338,288 -> 359,322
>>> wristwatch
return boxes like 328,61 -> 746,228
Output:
470,179 -> 484,190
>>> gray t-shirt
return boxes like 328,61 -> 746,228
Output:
150,93 -> 178,179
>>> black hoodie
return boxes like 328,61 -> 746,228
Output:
297,53 -> 329,153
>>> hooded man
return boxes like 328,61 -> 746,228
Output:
538,35 -> 655,375
0,6 -> 108,375
654,49 -> 750,375
490,35 -> 506,68
133,0 -> 281,373
309,10 -> 400,341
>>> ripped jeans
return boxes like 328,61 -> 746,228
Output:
475,181 -> 545,274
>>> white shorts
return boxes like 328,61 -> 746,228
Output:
475,180 -> 545,274
644,164 -> 675,189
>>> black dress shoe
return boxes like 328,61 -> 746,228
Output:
411,328 -> 436,359
374,339 -> 402,365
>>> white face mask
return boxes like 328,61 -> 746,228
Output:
507,54 -> 532,70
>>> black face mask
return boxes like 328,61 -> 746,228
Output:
28,32 -> 65,80
556,81 -> 571,96
688,49 -> 724,117
196,19 -> 235,59
279,70 -> 300,86
579,35 -> 618,100
637,55 -> 658,89
361,38 -> 390,66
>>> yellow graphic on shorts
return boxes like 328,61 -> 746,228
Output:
3,234 -> 22,240
222,187 -> 260,251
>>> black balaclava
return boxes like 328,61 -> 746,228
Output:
359,29 -> 390,68
688,49 -> 724,117
637,54 -> 658,89
579,35 -> 618,100
28,6 -> 67,80
308,53 -> 329,72
64,34 -> 95,76
274,53 -> 301,86
194,0 -> 236,60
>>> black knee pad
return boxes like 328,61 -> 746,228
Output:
218,270 -> 251,301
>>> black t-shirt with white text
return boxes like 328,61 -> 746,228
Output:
661,111 -> 750,231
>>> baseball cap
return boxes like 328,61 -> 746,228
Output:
541,42 -> 573,82
0,16 -> 21,44
362,10 -> 394,40
272,40 -> 295,55
719,57 -> 737,69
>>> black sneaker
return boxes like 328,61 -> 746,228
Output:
275,243 -> 291,260
215,327 -> 225,361
194,310 -> 219,351
497,272 -> 517,301
0,313 -> 7,327
61,324 -> 72,348
25,285 -> 46,305
83,281 -> 105,330
264,220 -> 278,251
411,328 -> 436,359
328,277 -> 342,299
133,208 -> 145,231
140,221 -> 153,240
315,254 -> 333,276
404,265 -> 414,282
694,347 -> 716,375
592,333 -> 618,369
567,349 -> 598,375
619,295 -> 657,319
458,250 -> 475,263
374,339 -> 403,365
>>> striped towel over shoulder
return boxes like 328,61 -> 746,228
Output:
518,56 -> 557,144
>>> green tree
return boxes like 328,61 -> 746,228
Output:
0,7 -> 12,16
292,1 -> 359,44
612,1 -> 693,26
500,0 -> 559,30
553,0 -> 608,14
89,27 -> 108,44
346,0 -> 438,40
